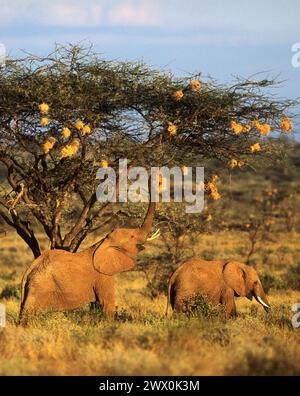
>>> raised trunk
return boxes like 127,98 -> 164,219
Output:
140,201 -> 156,237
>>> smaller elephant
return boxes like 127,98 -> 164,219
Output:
166,259 -> 270,318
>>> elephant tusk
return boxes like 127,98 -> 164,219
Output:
152,229 -> 160,238
256,296 -> 270,309
147,230 -> 160,241
147,229 -> 161,241
147,234 -> 160,241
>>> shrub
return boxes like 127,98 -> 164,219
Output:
183,294 -> 226,320
225,341 -> 300,375
285,262 -> 300,290
138,252 -> 178,298
0,284 -> 21,300
259,271 -> 286,293
115,308 -> 134,323
262,303 -> 294,329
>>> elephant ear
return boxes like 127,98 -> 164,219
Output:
223,262 -> 247,297
93,240 -> 135,276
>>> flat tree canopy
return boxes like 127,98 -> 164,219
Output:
0,44 -> 297,257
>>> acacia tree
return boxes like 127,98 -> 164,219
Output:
0,44 -> 296,258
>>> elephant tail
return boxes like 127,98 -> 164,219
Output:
165,272 -> 176,317
19,270 -> 31,325
20,270 -> 30,309
20,253 -> 44,306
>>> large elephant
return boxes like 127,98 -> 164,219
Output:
19,202 -> 157,322
166,259 -> 270,318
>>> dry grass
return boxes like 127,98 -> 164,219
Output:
0,230 -> 300,376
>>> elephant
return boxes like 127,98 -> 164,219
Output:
166,259 -> 270,318
19,202 -> 158,322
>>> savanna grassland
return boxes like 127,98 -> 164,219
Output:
0,224 -> 300,376
1,143 -> 300,376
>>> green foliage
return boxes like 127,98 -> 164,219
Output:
259,271 -> 287,293
0,284 -> 20,299
182,294 -> 226,320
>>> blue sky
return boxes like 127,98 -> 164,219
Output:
1,0 -> 300,103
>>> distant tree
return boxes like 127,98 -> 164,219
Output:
0,44 -> 296,257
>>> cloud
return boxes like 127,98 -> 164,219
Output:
44,2 -> 103,27
0,0 -> 33,22
0,0 -> 103,28
1,0 -> 300,46
106,1 -> 161,27
0,0 -> 161,28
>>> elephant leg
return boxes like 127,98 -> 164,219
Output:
174,294 -> 190,313
172,293 -> 184,313
94,276 -> 115,320
173,298 -> 181,313
221,287 -> 236,318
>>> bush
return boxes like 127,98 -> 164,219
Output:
262,303 -> 294,329
115,308 -> 134,323
0,284 -> 21,300
260,271 -> 286,293
226,343 -> 300,375
182,294 -> 226,320
285,262 -> 300,290
137,251 -> 180,298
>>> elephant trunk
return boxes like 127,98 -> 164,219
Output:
254,282 -> 270,311
140,201 -> 156,241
